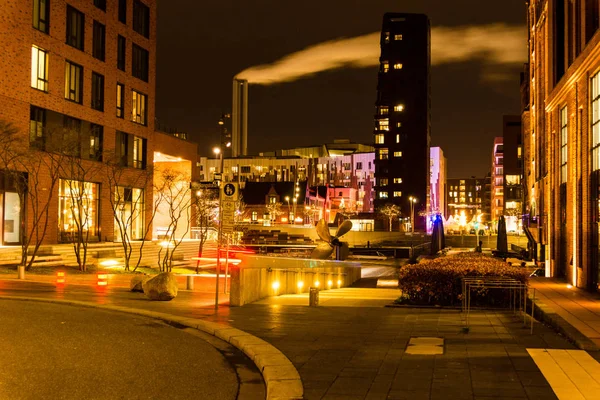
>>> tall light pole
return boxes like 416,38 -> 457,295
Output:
213,146 -> 223,310
285,196 -> 291,223
409,196 -> 417,233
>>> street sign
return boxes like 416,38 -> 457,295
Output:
221,182 -> 239,201
221,199 -> 235,234
214,173 -> 222,181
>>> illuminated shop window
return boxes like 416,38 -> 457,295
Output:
58,179 -> 99,242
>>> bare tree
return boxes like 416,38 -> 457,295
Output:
0,121 -> 62,271
155,167 -> 192,272
265,202 -> 284,224
104,152 -> 155,271
379,203 -> 401,232
192,188 -> 218,273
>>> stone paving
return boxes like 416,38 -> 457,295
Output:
0,278 -> 590,399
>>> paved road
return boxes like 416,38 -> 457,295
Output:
0,300 -> 239,400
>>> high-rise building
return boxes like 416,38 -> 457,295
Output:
446,178 -> 483,223
0,0 -> 197,245
429,147 -> 447,218
373,13 -> 430,231
490,137 -> 504,223
502,115 -> 523,233
523,1 -> 600,290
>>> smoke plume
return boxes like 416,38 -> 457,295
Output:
235,24 -> 526,85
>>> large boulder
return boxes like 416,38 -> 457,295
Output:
142,272 -> 178,301
130,274 -> 151,292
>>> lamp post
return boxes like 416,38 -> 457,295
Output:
213,147 -> 223,310
285,196 -> 291,223
409,196 -> 417,233
292,197 -> 297,225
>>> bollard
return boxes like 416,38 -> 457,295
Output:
186,275 -> 194,290
17,265 -> 25,280
309,287 -> 319,307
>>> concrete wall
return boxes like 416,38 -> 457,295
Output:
229,255 -> 362,306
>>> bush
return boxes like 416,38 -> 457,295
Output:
398,252 -> 529,306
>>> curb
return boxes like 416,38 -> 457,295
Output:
528,295 -> 599,351
0,295 -> 304,400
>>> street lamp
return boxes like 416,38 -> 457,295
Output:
409,196 -> 417,233
292,197 -> 297,224
285,196 -> 291,223
212,146 -> 223,310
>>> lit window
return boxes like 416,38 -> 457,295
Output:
132,136 -> 145,169
396,134 -> 400,143
394,104 -> 404,112
378,149 -> 389,160
64,60 -> 83,103
378,119 -> 389,131
559,106 -> 568,184
251,211 -> 257,221
393,178 -> 402,183
375,134 -> 384,144
394,34 -> 403,40
382,61 -> 389,73
379,192 -> 388,199
131,90 -> 147,125
380,178 -> 388,186
116,83 -> 124,118
393,63 -> 403,70
379,106 -> 389,115
393,191 -> 402,197
394,151 -> 402,157
384,32 -> 390,43
31,46 -> 48,91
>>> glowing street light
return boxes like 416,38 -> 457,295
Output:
409,196 -> 418,233
285,196 -> 291,223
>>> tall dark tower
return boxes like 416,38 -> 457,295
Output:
373,13 -> 430,231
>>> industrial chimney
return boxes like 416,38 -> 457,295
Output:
232,79 -> 248,157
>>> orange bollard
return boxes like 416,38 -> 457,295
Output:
97,274 -> 108,286
56,271 -> 66,284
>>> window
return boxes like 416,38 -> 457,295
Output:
89,124 -> 103,160
378,148 -> 389,160
381,61 -> 389,73
63,115 -> 81,155
384,32 -> 390,43
33,0 -> 50,33
93,21 -> 105,61
394,104 -> 404,112
241,166 -> 251,173
117,36 -> 126,71
356,162 -> 362,170
378,192 -> 388,199
116,83 -> 124,118
131,90 -> 147,125
394,151 -> 402,157
31,46 -> 48,91
396,134 -> 400,143
393,191 -> 402,197
133,0 -> 150,38
116,131 -> 128,166
375,134 -> 384,144
394,34 -> 403,40
379,178 -> 388,186
593,73 -> 600,170
94,0 -> 106,11
393,178 -> 402,184
132,136 -> 146,169
119,0 -> 127,24
560,106 -> 568,183
114,187 -> 145,240
58,179 -> 99,242
378,119 -> 389,131
251,211 -> 257,221
29,106 -> 45,144
132,44 -> 149,82
505,175 -> 520,185
66,6 -> 84,50
91,72 -> 104,111
378,106 -> 389,115
269,196 -> 276,204
64,61 -> 83,103
393,63 -> 403,70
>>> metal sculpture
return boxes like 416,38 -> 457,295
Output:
311,219 -> 353,260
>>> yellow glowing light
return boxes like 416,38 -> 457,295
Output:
327,280 -> 332,287
213,147 -> 221,155
337,280 -> 342,286
567,284 -> 573,289
272,281 -> 280,290
314,280 -> 320,288
297,281 -> 304,289
100,259 -> 120,267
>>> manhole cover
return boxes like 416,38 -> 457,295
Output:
405,337 -> 444,355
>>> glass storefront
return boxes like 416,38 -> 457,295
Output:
114,186 -> 144,241
58,179 -> 99,242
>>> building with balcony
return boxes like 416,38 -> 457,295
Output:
373,13 -> 430,230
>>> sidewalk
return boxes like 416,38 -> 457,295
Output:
0,276 -> 584,400
529,277 -> 600,350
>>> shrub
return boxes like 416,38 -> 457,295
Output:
398,252 -> 529,306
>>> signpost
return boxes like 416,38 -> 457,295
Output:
215,182 -> 238,309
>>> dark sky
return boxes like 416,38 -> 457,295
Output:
155,0 -> 526,179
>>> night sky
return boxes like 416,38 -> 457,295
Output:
156,0 -> 526,179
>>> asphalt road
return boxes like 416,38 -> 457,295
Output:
0,300 -> 239,400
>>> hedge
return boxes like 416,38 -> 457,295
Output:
397,252 -> 529,306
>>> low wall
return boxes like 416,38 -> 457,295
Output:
229,255 -> 362,306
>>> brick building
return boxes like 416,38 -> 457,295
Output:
0,0 -> 196,246
523,0 -> 600,291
